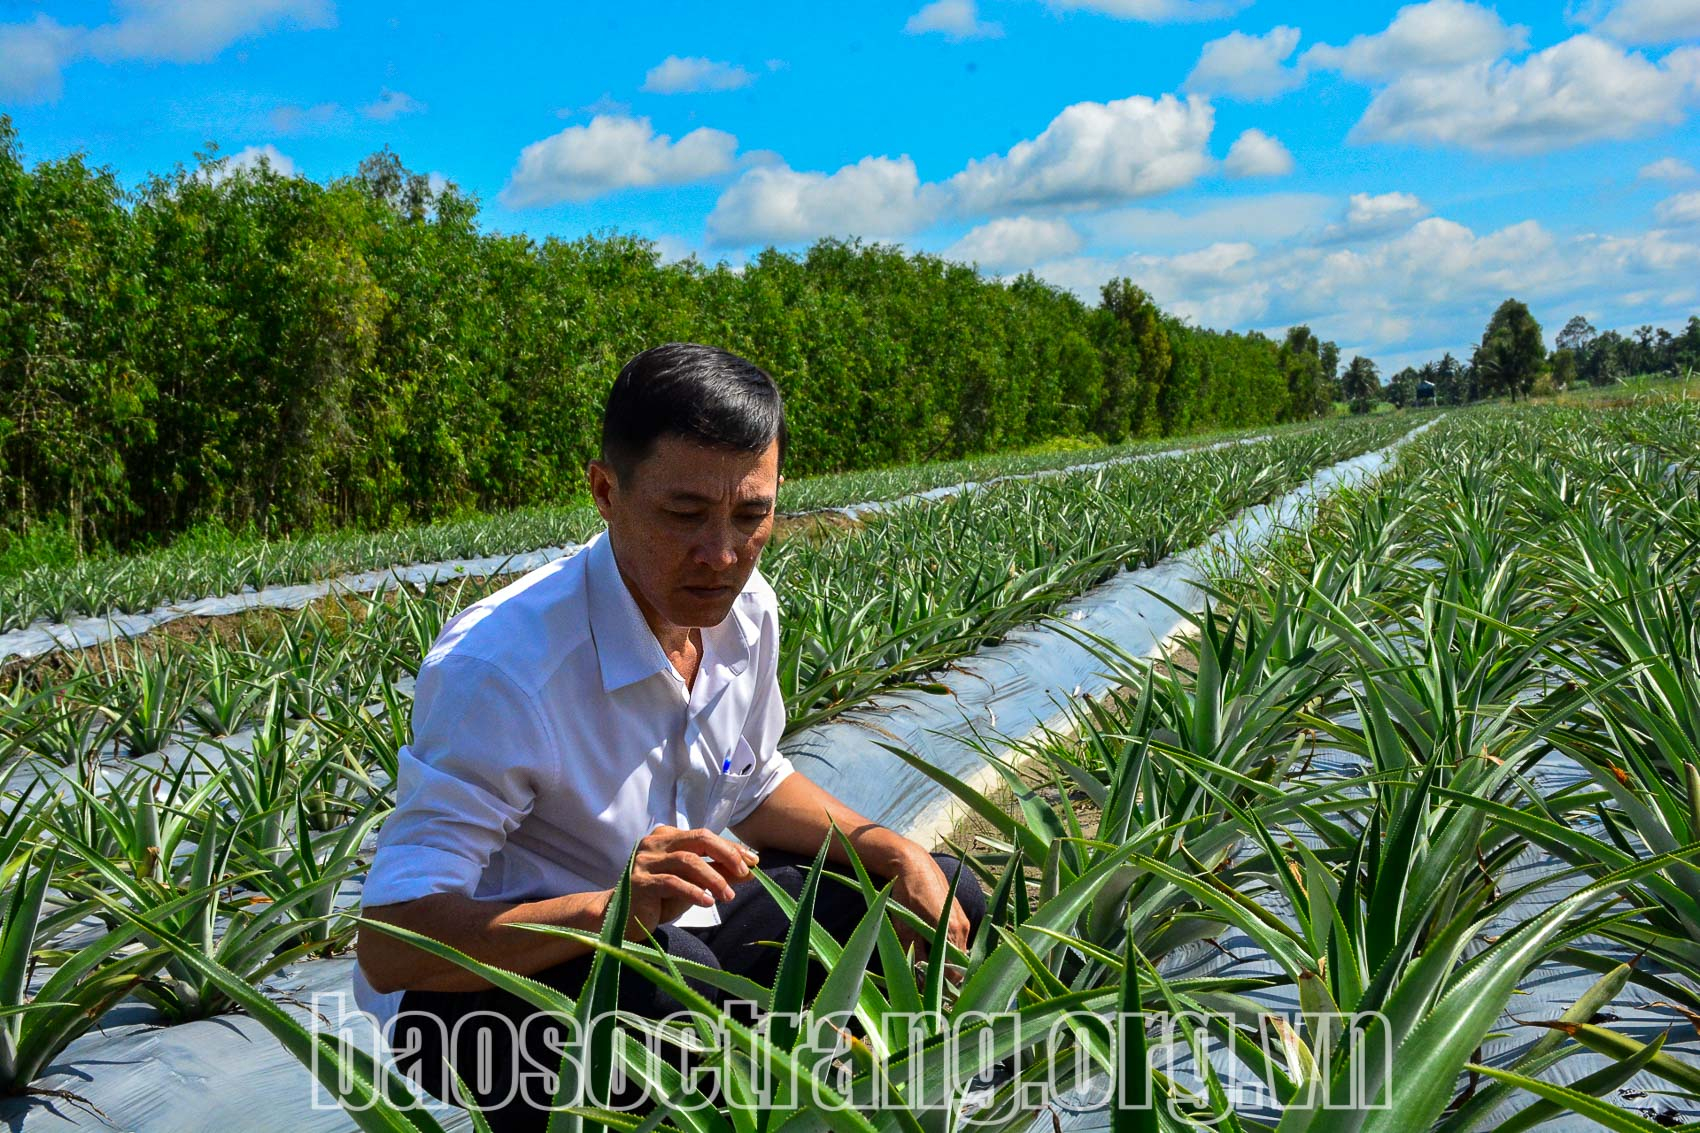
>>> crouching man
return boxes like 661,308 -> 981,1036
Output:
353,343 -> 985,1132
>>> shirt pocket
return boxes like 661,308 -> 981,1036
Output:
702,735 -> 758,832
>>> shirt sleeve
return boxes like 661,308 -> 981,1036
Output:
725,587 -> 794,827
361,654 -> 554,907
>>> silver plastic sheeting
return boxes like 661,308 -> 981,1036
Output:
0,547 -> 581,664
821,433 -> 1270,522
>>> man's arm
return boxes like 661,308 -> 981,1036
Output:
731,771 -> 971,952
358,890 -> 611,994
359,827 -> 761,994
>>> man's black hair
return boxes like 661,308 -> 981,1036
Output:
600,343 -> 788,484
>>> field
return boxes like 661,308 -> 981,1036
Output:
1,391 -> 1698,1132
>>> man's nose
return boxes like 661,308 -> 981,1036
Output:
692,522 -> 740,570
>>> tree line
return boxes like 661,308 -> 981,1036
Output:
1340,298 -> 1700,414
0,118 -> 1334,555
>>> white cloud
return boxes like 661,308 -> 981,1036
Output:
1186,26 -> 1303,100
707,156 -> 945,246
1350,35 -> 1700,152
1335,191 -> 1430,239
1641,156 -> 1698,178
197,143 -> 299,185
1037,200 -> 1700,367
362,88 -> 425,121
502,115 -> 739,207
949,93 -> 1215,212
0,15 -> 80,100
1047,0 -> 1253,22
1302,0 -> 1528,81
0,0 -> 332,100
905,0 -> 1003,40
1084,193 -> 1335,249
1223,129 -> 1294,177
1594,0 -> 1700,45
641,55 -> 755,94
943,216 -> 1083,270
1655,190 -> 1700,224
650,235 -> 701,265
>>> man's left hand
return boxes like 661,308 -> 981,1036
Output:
889,850 -> 971,960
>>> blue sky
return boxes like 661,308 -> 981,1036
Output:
4,0 -> 1699,370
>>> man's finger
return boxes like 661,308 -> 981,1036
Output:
647,851 -> 737,902
668,829 -> 757,881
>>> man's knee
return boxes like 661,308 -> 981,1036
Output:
931,853 -> 987,937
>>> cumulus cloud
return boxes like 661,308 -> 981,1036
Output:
1349,35 -> 1700,152
904,0 -> 1003,40
943,216 -> 1083,270
1302,0 -> 1528,81
707,156 -> 945,246
1641,156 -> 1698,178
1084,193 -> 1335,249
949,93 -> 1215,212
362,88 -> 425,121
703,89 -> 1220,246
1335,190 -> 1430,237
1047,0 -> 1253,22
0,15 -> 81,100
502,115 -> 739,207
1223,129 -> 1294,177
641,55 -> 755,94
1594,0 -> 1700,45
1186,26 -> 1303,100
1037,198 -> 1700,367
1656,190 -> 1700,224
196,143 -> 299,185
0,0 -> 332,101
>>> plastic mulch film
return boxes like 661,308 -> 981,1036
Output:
2,421 -> 1444,1132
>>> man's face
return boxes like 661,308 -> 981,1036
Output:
589,435 -> 781,632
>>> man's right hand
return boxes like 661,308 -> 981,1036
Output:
620,825 -> 761,937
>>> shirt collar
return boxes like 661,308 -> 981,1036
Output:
585,528 -> 757,694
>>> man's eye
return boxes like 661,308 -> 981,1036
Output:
666,510 -> 703,521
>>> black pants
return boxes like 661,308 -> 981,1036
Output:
389,851 -> 987,1133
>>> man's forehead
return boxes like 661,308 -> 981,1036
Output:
640,437 -> 779,501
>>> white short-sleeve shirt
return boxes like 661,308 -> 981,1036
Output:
352,528 -> 794,1027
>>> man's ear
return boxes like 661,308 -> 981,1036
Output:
587,459 -> 619,521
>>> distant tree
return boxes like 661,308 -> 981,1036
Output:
1477,298 -> 1546,401
1678,316 -> 1700,374
1318,340 -> 1341,403
1556,315 -> 1596,355
1433,352 -> 1464,405
1585,330 -> 1627,386
1634,325 -> 1657,373
1550,348 -> 1578,390
1387,366 -> 1419,409
1342,355 -> 1380,414
1099,279 -> 1172,437
1279,324 -> 1329,420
